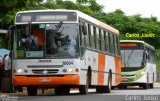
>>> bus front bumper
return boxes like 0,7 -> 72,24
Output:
13,75 -> 80,86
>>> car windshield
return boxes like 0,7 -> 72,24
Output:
121,49 -> 144,67
15,23 -> 79,58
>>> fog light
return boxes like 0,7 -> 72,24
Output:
24,70 -> 28,73
13,69 -> 16,73
75,68 -> 79,72
63,69 -> 67,73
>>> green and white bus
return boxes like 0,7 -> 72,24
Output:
120,40 -> 156,89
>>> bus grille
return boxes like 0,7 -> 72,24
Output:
32,69 -> 59,74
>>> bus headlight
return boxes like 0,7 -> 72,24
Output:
62,68 -> 79,73
68,68 -> 73,72
14,69 -> 28,73
17,69 -> 23,73
136,71 -> 145,77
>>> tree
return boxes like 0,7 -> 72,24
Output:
76,0 -> 89,4
0,0 -> 160,48
88,0 -> 103,12
0,0 -> 43,29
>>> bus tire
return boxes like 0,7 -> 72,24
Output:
79,85 -> 88,94
149,83 -> 154,89
142,83 -> 148,89
104,73 -> 112,93
27,86 -> 37,96
54,87 -> 63,95
96,86 -> 104,93
118,85 -> 127,89
63,86 -> 70,95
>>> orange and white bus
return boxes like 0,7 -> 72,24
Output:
9,9 -> 121,96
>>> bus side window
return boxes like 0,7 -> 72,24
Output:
96,28 -> 99,50
91,25 -> 95,49
88,24 -> 92,48
84,22 -> 90,48
142,51 -> 149,66
101,30 -> 105,52
93,26 -> 97,49
105,31 -> 109,53
79,20 -> 86,47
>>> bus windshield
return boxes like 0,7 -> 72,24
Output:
15,23 -> 78,58
121,49 -> 144,68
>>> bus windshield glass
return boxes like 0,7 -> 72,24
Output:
15,23 -> 78,58
121,49 -> 144,68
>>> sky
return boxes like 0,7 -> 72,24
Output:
97,0 -> 160,19
68,0 -> 160,20
96,0 -> 160,20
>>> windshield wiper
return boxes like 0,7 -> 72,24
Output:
126,50 -> 134,67
55,21 -> 63,33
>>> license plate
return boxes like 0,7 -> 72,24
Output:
39,78 -> 51,83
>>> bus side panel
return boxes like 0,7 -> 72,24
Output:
79,50 -> 121,86
105,55 -> 115,86
146,63 -> 157,83
80,50 -> 109,86
114,57 -> 122,86
97,53 -> 105,85
79,50 -> 98,85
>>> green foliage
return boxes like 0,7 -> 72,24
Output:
76,0 -> 89,4
88,0 -> 103,12
0,0 -> 160,49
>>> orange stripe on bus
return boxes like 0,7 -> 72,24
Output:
97,53 -> 105,85
13,75 -> 80,86
114,57 -> 122,86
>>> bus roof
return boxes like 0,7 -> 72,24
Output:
15,9 -> 119,35
120,40 -> 155,50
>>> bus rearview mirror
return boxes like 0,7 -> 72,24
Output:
7,25 -> 15,39
7,30 -> 11,39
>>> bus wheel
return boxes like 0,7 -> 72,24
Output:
54,87 -> 63,95
96,86 -> 104,93
79,85 -> 88,94
27,86 -> 37,96
149,83 -> 154,88
79,74 -> 88,94
142,83 -> 148,89
118,85 -> 127,89
63,87 -> 70,95
104,73 -> 112,93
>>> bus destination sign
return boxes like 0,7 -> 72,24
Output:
36,15 -> 68,21
120,42 -> 144,49
16,12 -> 77,23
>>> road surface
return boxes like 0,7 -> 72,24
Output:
1,83 -> 160,101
